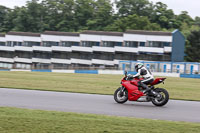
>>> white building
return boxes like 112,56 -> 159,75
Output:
0,30 -> 185,70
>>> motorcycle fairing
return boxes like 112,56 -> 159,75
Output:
121,79 -> 144,101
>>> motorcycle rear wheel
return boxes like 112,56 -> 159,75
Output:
114,87 -> 128,104
151,88 -> 169,106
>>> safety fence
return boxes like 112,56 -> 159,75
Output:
119,61 -> 200,75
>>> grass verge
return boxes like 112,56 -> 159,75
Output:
0,71 -> 200,101
0,107 -> 200,133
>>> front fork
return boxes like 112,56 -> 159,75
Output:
119,86 -> 126,96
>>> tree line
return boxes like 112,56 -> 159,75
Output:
0,0 -> 199,62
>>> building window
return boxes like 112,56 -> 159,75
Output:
79,53 -> 92,60
116,42 -> 122,46
163,42 -> 171,47
81,41 -> 99,47
124,41 -> 138,47
139,42 -> 145,47
43,41 -> 59,47
34,52 -> 51,59
52,52 -> 69,59
13,42 -> 22,46
102,41 -> 121,47
24,41 -> 40,47
7,41 -> 22,47
0,42 -> 6,46
94,53 -> 114,60
0,51 -> 13,58
147,41 -> 171,48
15,51 -> 32,58
61,41 -> 79,47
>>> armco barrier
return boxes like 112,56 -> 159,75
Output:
180,74 -> 200,78
10,69 -> 31,72
31,69 -> 52,72
152,72 -> 180,77
98,70 -> 123,75
75,70 -> 98,74
0,69 -> 10,71
52,70 -> 75,73
1,69 -> 200,78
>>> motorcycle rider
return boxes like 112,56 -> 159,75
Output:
128,63 -> 155,95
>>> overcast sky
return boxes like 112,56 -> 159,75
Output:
0,0 -> 199,18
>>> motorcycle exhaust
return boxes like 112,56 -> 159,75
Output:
137,96 -> 148,102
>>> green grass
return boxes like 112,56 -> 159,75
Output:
0,107 -> 200,133
0,71 -> 200,101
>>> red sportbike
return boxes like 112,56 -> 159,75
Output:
114,71 -> 169,106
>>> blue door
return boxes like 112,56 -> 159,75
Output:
176,65 -> 180,73
163,64 -> 167,73
122,64 -> 126,71
146,64 -> 150,69
190,65 -> 194,74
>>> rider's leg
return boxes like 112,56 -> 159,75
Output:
139,78 -> 154,94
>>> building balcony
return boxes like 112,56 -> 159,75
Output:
71,58 -> 92,65
51,46 -> 72,52
164,47 -> 172,53
92,59 -> 115,66
138,47 -> 164,53
14,46 -> 33,52
115,46 -> 138,53
14,57 -> 32,63
0,57 -> 14,63
32,58 -> 51,63
71,46 -> 93,52
0,46 -> 15,51
33,46 -> 52,52
92,46 -> 115,53
51,58 -> 71,64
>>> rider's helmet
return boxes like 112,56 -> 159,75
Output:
135,63 -> 144,72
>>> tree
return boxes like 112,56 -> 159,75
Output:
74,0 -> 96,31
41,0 -> 75,32
115,0 -> 153,17
185,30 -> 200,62
194,16 -> 200,26
106,14 -> 161,32
0,5 -> 10,32
86,0 -> 114,31
150,2 -> 176,29
11,0 -> 47,32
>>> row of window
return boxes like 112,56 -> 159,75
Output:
0,51 -> 171,61
0,41 -> 171,48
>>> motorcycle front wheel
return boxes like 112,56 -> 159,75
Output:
151,88 -> 169,106
114,87 -> 128,104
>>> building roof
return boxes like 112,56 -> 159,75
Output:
81,31 -> 123,36
0,33 -> 5,37
125,30 -> 172,36
7,32 -> 41,37
3,30 -> 174,37
43,31 -> 79,36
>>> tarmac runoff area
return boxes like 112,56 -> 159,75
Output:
0,88 -> 200,123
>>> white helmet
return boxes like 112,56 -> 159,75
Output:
135,63 -> 144,71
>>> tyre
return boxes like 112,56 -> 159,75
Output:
151,88 -> 169,106
114,87 -> 128,104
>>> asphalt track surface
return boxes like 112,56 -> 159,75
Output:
0,88 -> 200,123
